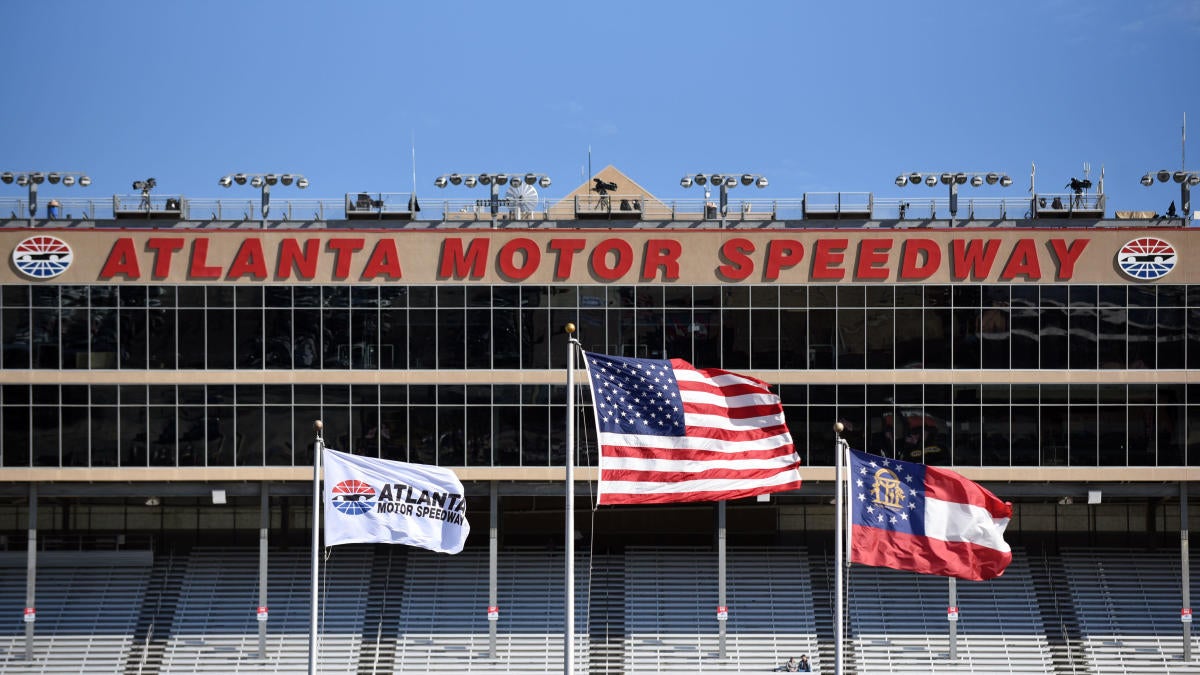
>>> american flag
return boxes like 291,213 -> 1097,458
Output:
583,351 -> 802,505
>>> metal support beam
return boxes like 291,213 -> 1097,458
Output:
25,483 -> 37,661
1183,482 -> 1192,661
948,577 -> 958,660
489,482 -> 498,659
717,500 -> 727,659
259,483 -> 269,659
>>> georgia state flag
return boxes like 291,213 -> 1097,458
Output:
849,449 -> 1012,581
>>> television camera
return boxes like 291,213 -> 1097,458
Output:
592,178 -> 618,195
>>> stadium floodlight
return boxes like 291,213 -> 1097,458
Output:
1141,167 -> 1198,218
680,171 -> 768,219
435,171 -> 553,220
897,171 -> 1013,221
220,172 -> 307,222
0,170 -> 90,220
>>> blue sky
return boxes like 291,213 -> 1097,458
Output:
2,1 -> 1198,216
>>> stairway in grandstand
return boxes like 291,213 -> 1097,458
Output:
847,548 -> 1054,674
1028,548 -> 1088,675
623,547 -> 819,673
123,547 -> 188,675
157,546 -> 371,674
586,551 -> 625,675
0,550 -> 152,675
1062,547 -> 1200,674
356,546 -> 406,675
810,548 -> 857,674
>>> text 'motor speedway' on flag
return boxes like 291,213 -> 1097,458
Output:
850,449 -> 1012,581
583,351 -> 802,505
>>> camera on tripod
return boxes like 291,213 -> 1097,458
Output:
592,178 -> 618,195
132,178 -> 157,193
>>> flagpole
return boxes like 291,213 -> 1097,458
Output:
309,420 -> 323,675
564,323 -> 579,675
833,422 -> 846,675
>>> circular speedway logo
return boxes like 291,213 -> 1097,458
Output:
12,235 -> 73,279
330,479 -> 376,515
1117,237 -> 1176,280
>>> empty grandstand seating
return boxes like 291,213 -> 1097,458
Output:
847,549 -> 1054,674
0,551 -> 151,675
11,543 -> 1200,673
392,547 -> 589,674
624,547 -> 819,673
1062,547 -> 1200,675
158,547 -> 368,674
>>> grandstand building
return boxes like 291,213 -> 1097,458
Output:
0,165 -> 1198,673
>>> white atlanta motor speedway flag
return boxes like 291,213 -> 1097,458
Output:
324,448 -> 469,554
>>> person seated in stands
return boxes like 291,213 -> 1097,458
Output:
797,654 -> 812,671
774,657 -> 799,671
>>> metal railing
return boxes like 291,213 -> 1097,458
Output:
0,191 -> 1113,225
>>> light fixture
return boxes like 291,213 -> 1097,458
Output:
434,171 -> 552,220
680,171 -> 768,219
1057,496 -> 1074,505
220,172 -> 307,220
212,489 -> 227,505
1142,167 -> 1198,218
897,171 -> 1013,220
1088,490 -> 1102,505
2,170 -> 91,219
144,496 -> 160,507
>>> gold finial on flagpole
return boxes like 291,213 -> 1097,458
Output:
565,322 -> 576,335
834,421 -> 844,435
314,419 -> 323,432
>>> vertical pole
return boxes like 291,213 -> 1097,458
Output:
259,482 -> 269,659
948,577 -> 958,660
309,421 -> 323,675
833,424 -> 845,675
489,482 -> 498,659
718,500 -> 727,659
1183,481 -> 1192,661
24,483 -> 37,660
564,325 -> 577,675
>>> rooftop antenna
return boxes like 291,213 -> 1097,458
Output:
1183,112 -> 1187,170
